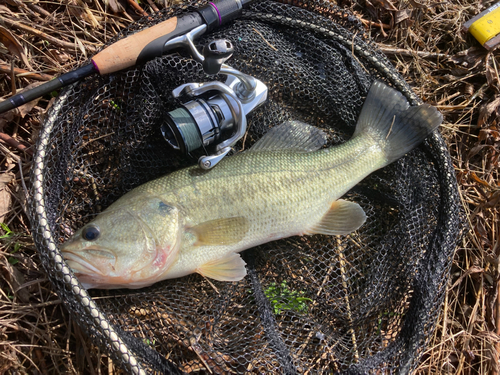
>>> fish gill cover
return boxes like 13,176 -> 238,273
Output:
29,0 -> 462,373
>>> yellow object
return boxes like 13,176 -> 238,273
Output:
469,4 -> 500,45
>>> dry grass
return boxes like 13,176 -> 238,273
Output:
0,0 -> 498,373
344,0 -> 500,373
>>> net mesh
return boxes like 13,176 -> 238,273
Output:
29,1 -> 462,373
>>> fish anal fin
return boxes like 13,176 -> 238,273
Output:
308,199 -> 366,236
190,217 -> 249,246
197,253 -> 247,281
249,120 -> 327,153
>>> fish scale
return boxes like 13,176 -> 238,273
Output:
147,138 -> 383,278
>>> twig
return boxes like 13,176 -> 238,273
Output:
126,0 -> 148,17
189,335 -> 213,374
336,238 -> 360,362
361,18 -> 391,30
0,132 -> 33,156
74,321 -> 96,375
377,44 -> 449,59
26,3 -> 52,18
385,115 -> 396,140
146,0 -> 160,12
239,127 -> 250,152
10,60 -> 16,96
0,64 -> 53,81
494,252 -> 500,375
456,282 -> 483,373
1,17 -> 97,53
252,28 -> 277,51
17,158 -> 29,212
200,274 -> 220,294
0,143 -> 20,163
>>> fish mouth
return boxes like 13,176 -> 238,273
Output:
62,250 -> 107,276
61,244 -> 117,276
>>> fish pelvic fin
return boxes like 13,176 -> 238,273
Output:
197,253 -> 247,281
249,120 -> 327,153
353,81 -> 442,164
306,199 -> 366,236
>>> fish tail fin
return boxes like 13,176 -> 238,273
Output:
353,81 -> 442,164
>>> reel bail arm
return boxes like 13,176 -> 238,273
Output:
161,26 -> 268,169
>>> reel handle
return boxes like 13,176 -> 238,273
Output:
202,39 -> 235,75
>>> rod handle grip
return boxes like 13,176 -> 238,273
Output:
91,17 -> 178,75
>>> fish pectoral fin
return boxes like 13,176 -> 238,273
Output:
190,217 -> 249,246
307,199 -> 367,236
249,120 -> 327,153
197,253 -> 247,282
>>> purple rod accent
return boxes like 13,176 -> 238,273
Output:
91,59 -> 100,73
209,2 -> 222,25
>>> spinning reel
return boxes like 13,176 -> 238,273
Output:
160,25 -> 268,169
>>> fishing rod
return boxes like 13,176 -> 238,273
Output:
0,0 -> 254,114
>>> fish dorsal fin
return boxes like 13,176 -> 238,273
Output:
190,217 -> 249,246
249,121 -> 327,153
307,199 -> 366,236
197,252 -> 247,281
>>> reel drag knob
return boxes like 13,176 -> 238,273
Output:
202,39 -> 234,74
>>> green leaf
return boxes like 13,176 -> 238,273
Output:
0,222 -> 12,238
12,242 -> 20,253
264,281 -> 312,315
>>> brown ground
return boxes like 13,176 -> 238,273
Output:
0,0 -> 498,373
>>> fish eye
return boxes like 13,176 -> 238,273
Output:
82,225 -> 100,241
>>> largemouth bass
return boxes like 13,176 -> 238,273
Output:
61,81 -> 442,289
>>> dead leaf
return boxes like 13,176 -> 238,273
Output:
107,0 -> 126,14
1,256 -> 30,304
78,0 -> 101,29
372,0 -> 398,11
0,5 -> 16,17
470,171 -> 492,188
11,265 -> 30,303
467,144 -> 491,158
0,111 -> 14,130
47,49 -> 70,64
485,53 -> 499,87
0,172 -> 14,222
408,0 -> 446,8
478,128 -> 500,143
478,96 -> 500,127
448,47 -> 487,71
75,37 -> 87,59
395,9 -> 412,24
485,191 -> 500,208
0,26 -> 32,70
450,265 -> 484,290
